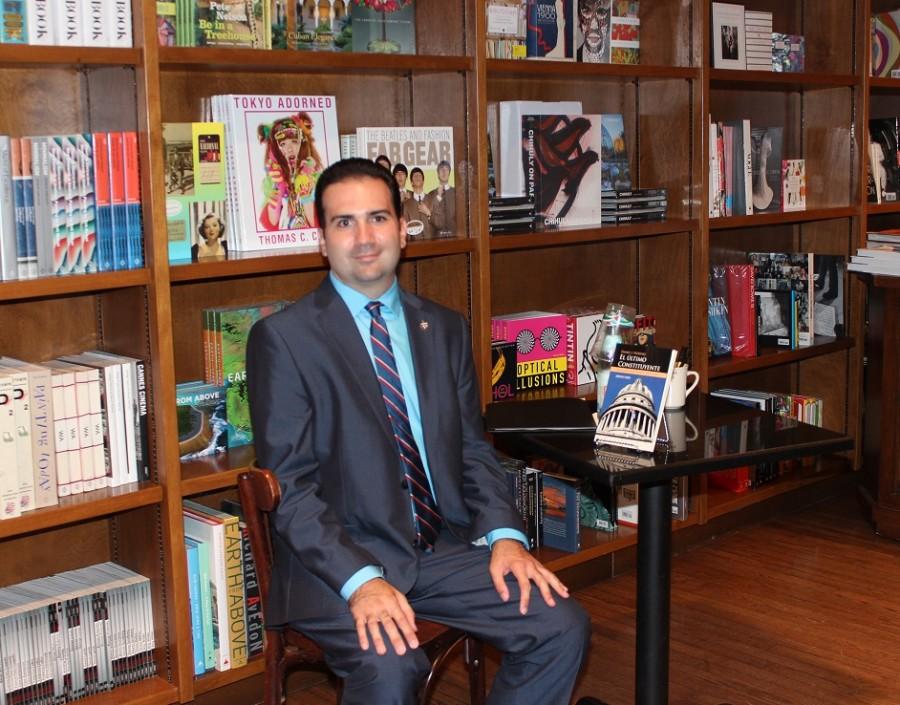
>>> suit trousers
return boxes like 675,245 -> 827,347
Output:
291,531 -> 591,705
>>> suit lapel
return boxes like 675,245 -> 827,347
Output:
315,281 -> 394,443
402,292 -> 440,455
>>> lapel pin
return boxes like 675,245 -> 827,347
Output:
419,320 -> 429,331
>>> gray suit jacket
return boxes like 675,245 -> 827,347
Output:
246,277 -> 522,625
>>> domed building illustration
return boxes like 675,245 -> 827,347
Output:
596,378 -> 659,444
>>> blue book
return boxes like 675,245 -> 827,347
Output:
541,472 -> 581,552
123,131 -> 143,269
11,137 -> 29,278
185,538 -> 207,675
20,137 -> 37,278
185,536 -> 216,671
91,132 -> 115,271
525,0 -> 574,60
108,131 -> 129,270
1,0 -> 27,44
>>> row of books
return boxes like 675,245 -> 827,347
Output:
485,0 -> 640,65
708,387 -> 823,493
0,352 -> 149,520
710,3 -> 804,72
707,254 -> 846,360
848,230 -> 900,277
708,121 -> 806,218
157,0 -> 416,54
0,0 -> 133,47
0,562 -> 155,705
182,499 -> 264,675
0,132 -> 145,283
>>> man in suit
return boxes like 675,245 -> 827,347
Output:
247,158 -> 590,705
401,166 -> 434,239
426,159 -> 455,236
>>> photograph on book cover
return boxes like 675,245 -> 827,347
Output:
750,126 -> 783,213
575,0 -> 611,63
711,2 -> 746,70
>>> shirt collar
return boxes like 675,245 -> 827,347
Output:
329,272 -> 402,320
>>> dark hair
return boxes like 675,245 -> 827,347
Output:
198,213 -> 225,238
314,158 -> 402,226
375,154 -> 391,170
437,159 -> 451,171
410,167 -> 424,179
392,163 -> 408,177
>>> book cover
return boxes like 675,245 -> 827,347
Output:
575,0 -> 610,63
350,0 -> 415,54
491,311 -> 567,391
211,94 -> 340,253
772,32 -> 804,72
872,10 -> 900,78
176,381 -> 227,460
564,308 -> 605,386
122,131 -> 143,269
748,252 -> 813,347
540,472 -> 581,552
26,0 -> 52,44
0,137 -> 17,281
711,2 -> 745,70
754,290 -> 793,348
184,536 -> 216,671
0,0 -> 26,43
0,371 -> 24,517
195,0 -> 259,47
594,343 -> 677,453
184,538 -> 207,675
163,122 -> 228,263
355,126 -> 455,238
522,113 -> 603,228
610,0 -> 639,65
750,125 -> 783,213
220,498 -> 264,659
781,158 -> 805,211
600,113 -> 631,192
490,339 -> 517,402
725,263 -> 757,357
526,0 -> 574,60
812,254 -> 845,337
868,118 -> 900,203
707,265 -> 732,356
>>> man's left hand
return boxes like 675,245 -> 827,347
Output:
488,538 -> 570,615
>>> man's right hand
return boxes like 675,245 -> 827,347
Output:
348,578 -> 419,656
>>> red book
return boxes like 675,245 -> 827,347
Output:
725,264 -> 756,357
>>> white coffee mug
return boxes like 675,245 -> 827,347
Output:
665,364 -> 700,409
664,409 -> 699,453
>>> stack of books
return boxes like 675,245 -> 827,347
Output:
601,187 -> 667,225
488,196 -> 535,234
744,10 -> 774,71
849,230 -> 900,276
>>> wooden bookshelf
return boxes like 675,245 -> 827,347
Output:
0,1 -> 872,704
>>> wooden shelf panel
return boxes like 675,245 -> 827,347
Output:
868,76 -> 900,91
0,483 -> 163,540
159,48 -> 472,75
170,238 -> 474,283
865,201 -> 900,215
707,456 -> 849,520
708,336 -> 853,378
536,525 -> 636,571
193,657 -> 264,696
0,269 -> 150,302
77,677 -> 178,705
0,45 -> 142,67
709,69 -> 858,90
708,206 -> 857,230
487,59 -> 698,81
489,219 -> 695,252
181,446 -> 256,495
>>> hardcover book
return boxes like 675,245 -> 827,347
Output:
575,0 -> 610,63
868,118 -> 900,204
707,265 -> 732,356
600,113 -> 631,192
350,0 -> 416,54
195,0 -> 262,47
750,126 -> 783,213
754,290 -> 794,348
541,472 -> 581,552
872,10 -> 900,78
748,252 -> 813,347
521,113 -> 604,228
711,2 -> 746,70
211,94 -> 340,253
772,32 -> 804,72
610,0 -> 639,65
563,308 -> 605,387
812,254 -> 845,337
724,264 -> 756,357
490,339 -> 517,402
491,311 -> 567,391
176,381 -> 227,460
594,343 -> 677,453
526,0 -> 574,60
162,122 -> 228,263
781,158 -> 806,211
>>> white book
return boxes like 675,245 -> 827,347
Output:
85,351 -> 140,484
44,365 -> 81,495
183,506 -> 231,671
0,136 -> 18,282
59,353 -> 128,487
107,0 -> 133,47
0,365 -> 35,514
46,361 -> 100,491
26,0 -> 54,44
740,119 -> 753,215
498,100 -> 582,198
55,0 -> 83,46
30,138 -> 54,278
81,0 -> 108,46
0,372 -> 21,519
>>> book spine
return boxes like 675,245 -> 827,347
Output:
50,374 -> 71,497
28,367 -> 58,508
565,315 -> 577,385
237,520 -> 263,658
0,136 -> 18,281
0,374 -> 22,518
222,517 -> 247,668
11,137 -> 29,279
6,370 -> 35,513
56,0 -> 82,46
19,137 -> 37,279
725,264 -> 757,357
48,137 -> 70,275
107,132 -> 128,271
60,372 -> 83,494
31,137 -> 54,278
62,136 -> 84,274
185,541 -> 206,675
71,370 -> 97,492
86,374 -> 109,488
91,132 -> 114,272
0,0 -> 26,43
133,359 -> 149,482
108,0 -> 132,47
82,0 -> 107,46
122,131 -> 143,269
26,0 -> 52,44
194,540 -> 215,670
75,134 -> 97,273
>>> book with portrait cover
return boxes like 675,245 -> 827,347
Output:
521,113 -> 603,228
211,94 -> 340,253
594,343 -> 677,453
163,122 -> 228,263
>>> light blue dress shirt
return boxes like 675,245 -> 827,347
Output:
328,273 -> 527,600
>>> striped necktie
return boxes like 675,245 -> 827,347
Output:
366,301 -> 442,551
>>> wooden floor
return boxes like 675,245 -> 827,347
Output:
283,493 -> 900,705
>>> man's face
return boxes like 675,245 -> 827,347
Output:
395,170 -> 407,188
411,171 -> 424,191
579,0 -> 609,52
437,164 -> 450,185
319,176 -> 407,299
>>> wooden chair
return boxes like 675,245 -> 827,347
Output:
237,465 -> 486,705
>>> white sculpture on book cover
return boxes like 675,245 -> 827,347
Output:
596,379 -> 657,444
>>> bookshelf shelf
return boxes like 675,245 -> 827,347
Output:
707,336 -> 854,379
0,270 -> 150,302
0,483 -> 164,541
708,69 -> 859,90
536,525 -> 637,572
865,201 -> 900,215
0,45 -> 143,67
486,59 -> 698,82
868,76 -> 900,91
181,446 -> 256,496
708,207 -> 858,230
193,658 -> 265,695
78,677 -> 178,705
158,47 -> 473,75
489,219 -> 696,252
